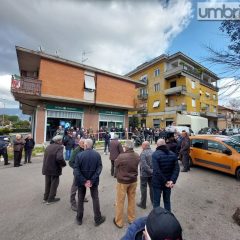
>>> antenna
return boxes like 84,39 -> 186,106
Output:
81,50 -> 92,63
55,50 -> 60,57
39,45 -> 43,52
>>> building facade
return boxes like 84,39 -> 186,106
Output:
11,46 -> 143,144
127,52 -> 219,130
218,105 -> 240,129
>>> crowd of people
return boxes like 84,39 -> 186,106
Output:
41,128 -> 191,239
0,133 -> 35,167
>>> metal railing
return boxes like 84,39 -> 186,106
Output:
11,76 -> 42,96
137,94 -> 148,100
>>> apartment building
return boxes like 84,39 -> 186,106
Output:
218,105 -> 240,129
127,52 -> 219,130
11,46 -> 143,144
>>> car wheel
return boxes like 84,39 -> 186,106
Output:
236,168 -> 240,181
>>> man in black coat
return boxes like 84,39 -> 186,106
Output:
0,136 -> 10,165
152,139 -> 180,212
179,130 -> 190,172
24,134 -> 35,164
42,135 -> 66,204
74,139 -> 105,226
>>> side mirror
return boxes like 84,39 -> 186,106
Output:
222,149 -> 232,155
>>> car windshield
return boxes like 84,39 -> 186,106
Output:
223,140 -> 240,153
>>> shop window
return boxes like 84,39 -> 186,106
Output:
153,100 -> 160,108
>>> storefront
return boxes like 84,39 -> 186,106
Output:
45,104 -> 83,141
99,110 -> 125,130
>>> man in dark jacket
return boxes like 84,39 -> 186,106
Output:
24,134 -> 35,164
74,139 -> 105,226
42,135 -> 66,204
137,141 -> 153,209
109,134 -> 123,176
179,130 -> 190,172
114,140 -> 140,228
69,138 -> 88,211
120,207 -> 182,240
103,131 -> 111,154
63,131 -> 75,160
0,136 -> 10,165
152,139 -> 180,212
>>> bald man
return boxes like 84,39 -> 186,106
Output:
69,139 -> 88,211
137,141 -> 153,209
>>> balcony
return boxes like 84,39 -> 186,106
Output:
201,112 -> 218,118
137,109 -> 148,117
165,105 -> 187,112
218,113 -> 226,118
11,76 -> 42,96
164,65 -> 219,92
137,94 -> 148,100
164,85 -> 186,95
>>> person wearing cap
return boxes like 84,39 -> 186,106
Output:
120,207 -> 182,240
42,135 -> 66,204
113,140 -> 140,228
152,139 -> 180,212
137,141 -> 153,209
109,134 -> 123,177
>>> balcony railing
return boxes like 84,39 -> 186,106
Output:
164,65 -> 219,92
201,112 -> 218,117
11,76 -> 42,96
165,105 -> 187,112
164,85 -> 186,95
137,94 -> 148,100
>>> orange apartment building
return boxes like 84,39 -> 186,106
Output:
11,46 -> 143,144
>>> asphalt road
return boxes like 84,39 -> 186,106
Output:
0,146 -> 239,240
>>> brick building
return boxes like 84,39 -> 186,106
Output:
11,46 -> 143,144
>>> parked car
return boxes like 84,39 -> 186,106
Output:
226,128 -> 234,136
190,135 -> 240,180
233,128 -> 239,135
198,127 -> 219,135
231,134 -> 240,143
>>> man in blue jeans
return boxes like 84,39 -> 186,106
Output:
152,139 -> 180,212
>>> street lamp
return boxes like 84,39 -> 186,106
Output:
0,98 -> 6,127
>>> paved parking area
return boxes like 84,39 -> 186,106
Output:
0,147 -> 239,240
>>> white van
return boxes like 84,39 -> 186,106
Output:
165,126 -> 194,135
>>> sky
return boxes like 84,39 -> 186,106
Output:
0,0 -> 239,109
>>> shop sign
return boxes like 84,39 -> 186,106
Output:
99,110 -> 125,116
46,104 -> 83,112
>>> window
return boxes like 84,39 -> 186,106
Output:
140,88 -> 147,96
206,104 -> 209,111
153,119 -> 160,128
140,75 -> 148,82
213,106 -> 217,113
223,140 -> 240,153
191,80 -> 195,89
191,139 -> 205,149
213,94 -> 217,100
205,92 -> 210,98
170,81 -> 176,88
192,98 -> 196,107
207,140 -> 227,153
84,74 -> 95,90
154,83 -> 160,92
154,69 -> 160,77
153,100 -> 160,108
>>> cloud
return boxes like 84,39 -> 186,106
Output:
0,75 -> 19,108
0,0 -> 193,108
